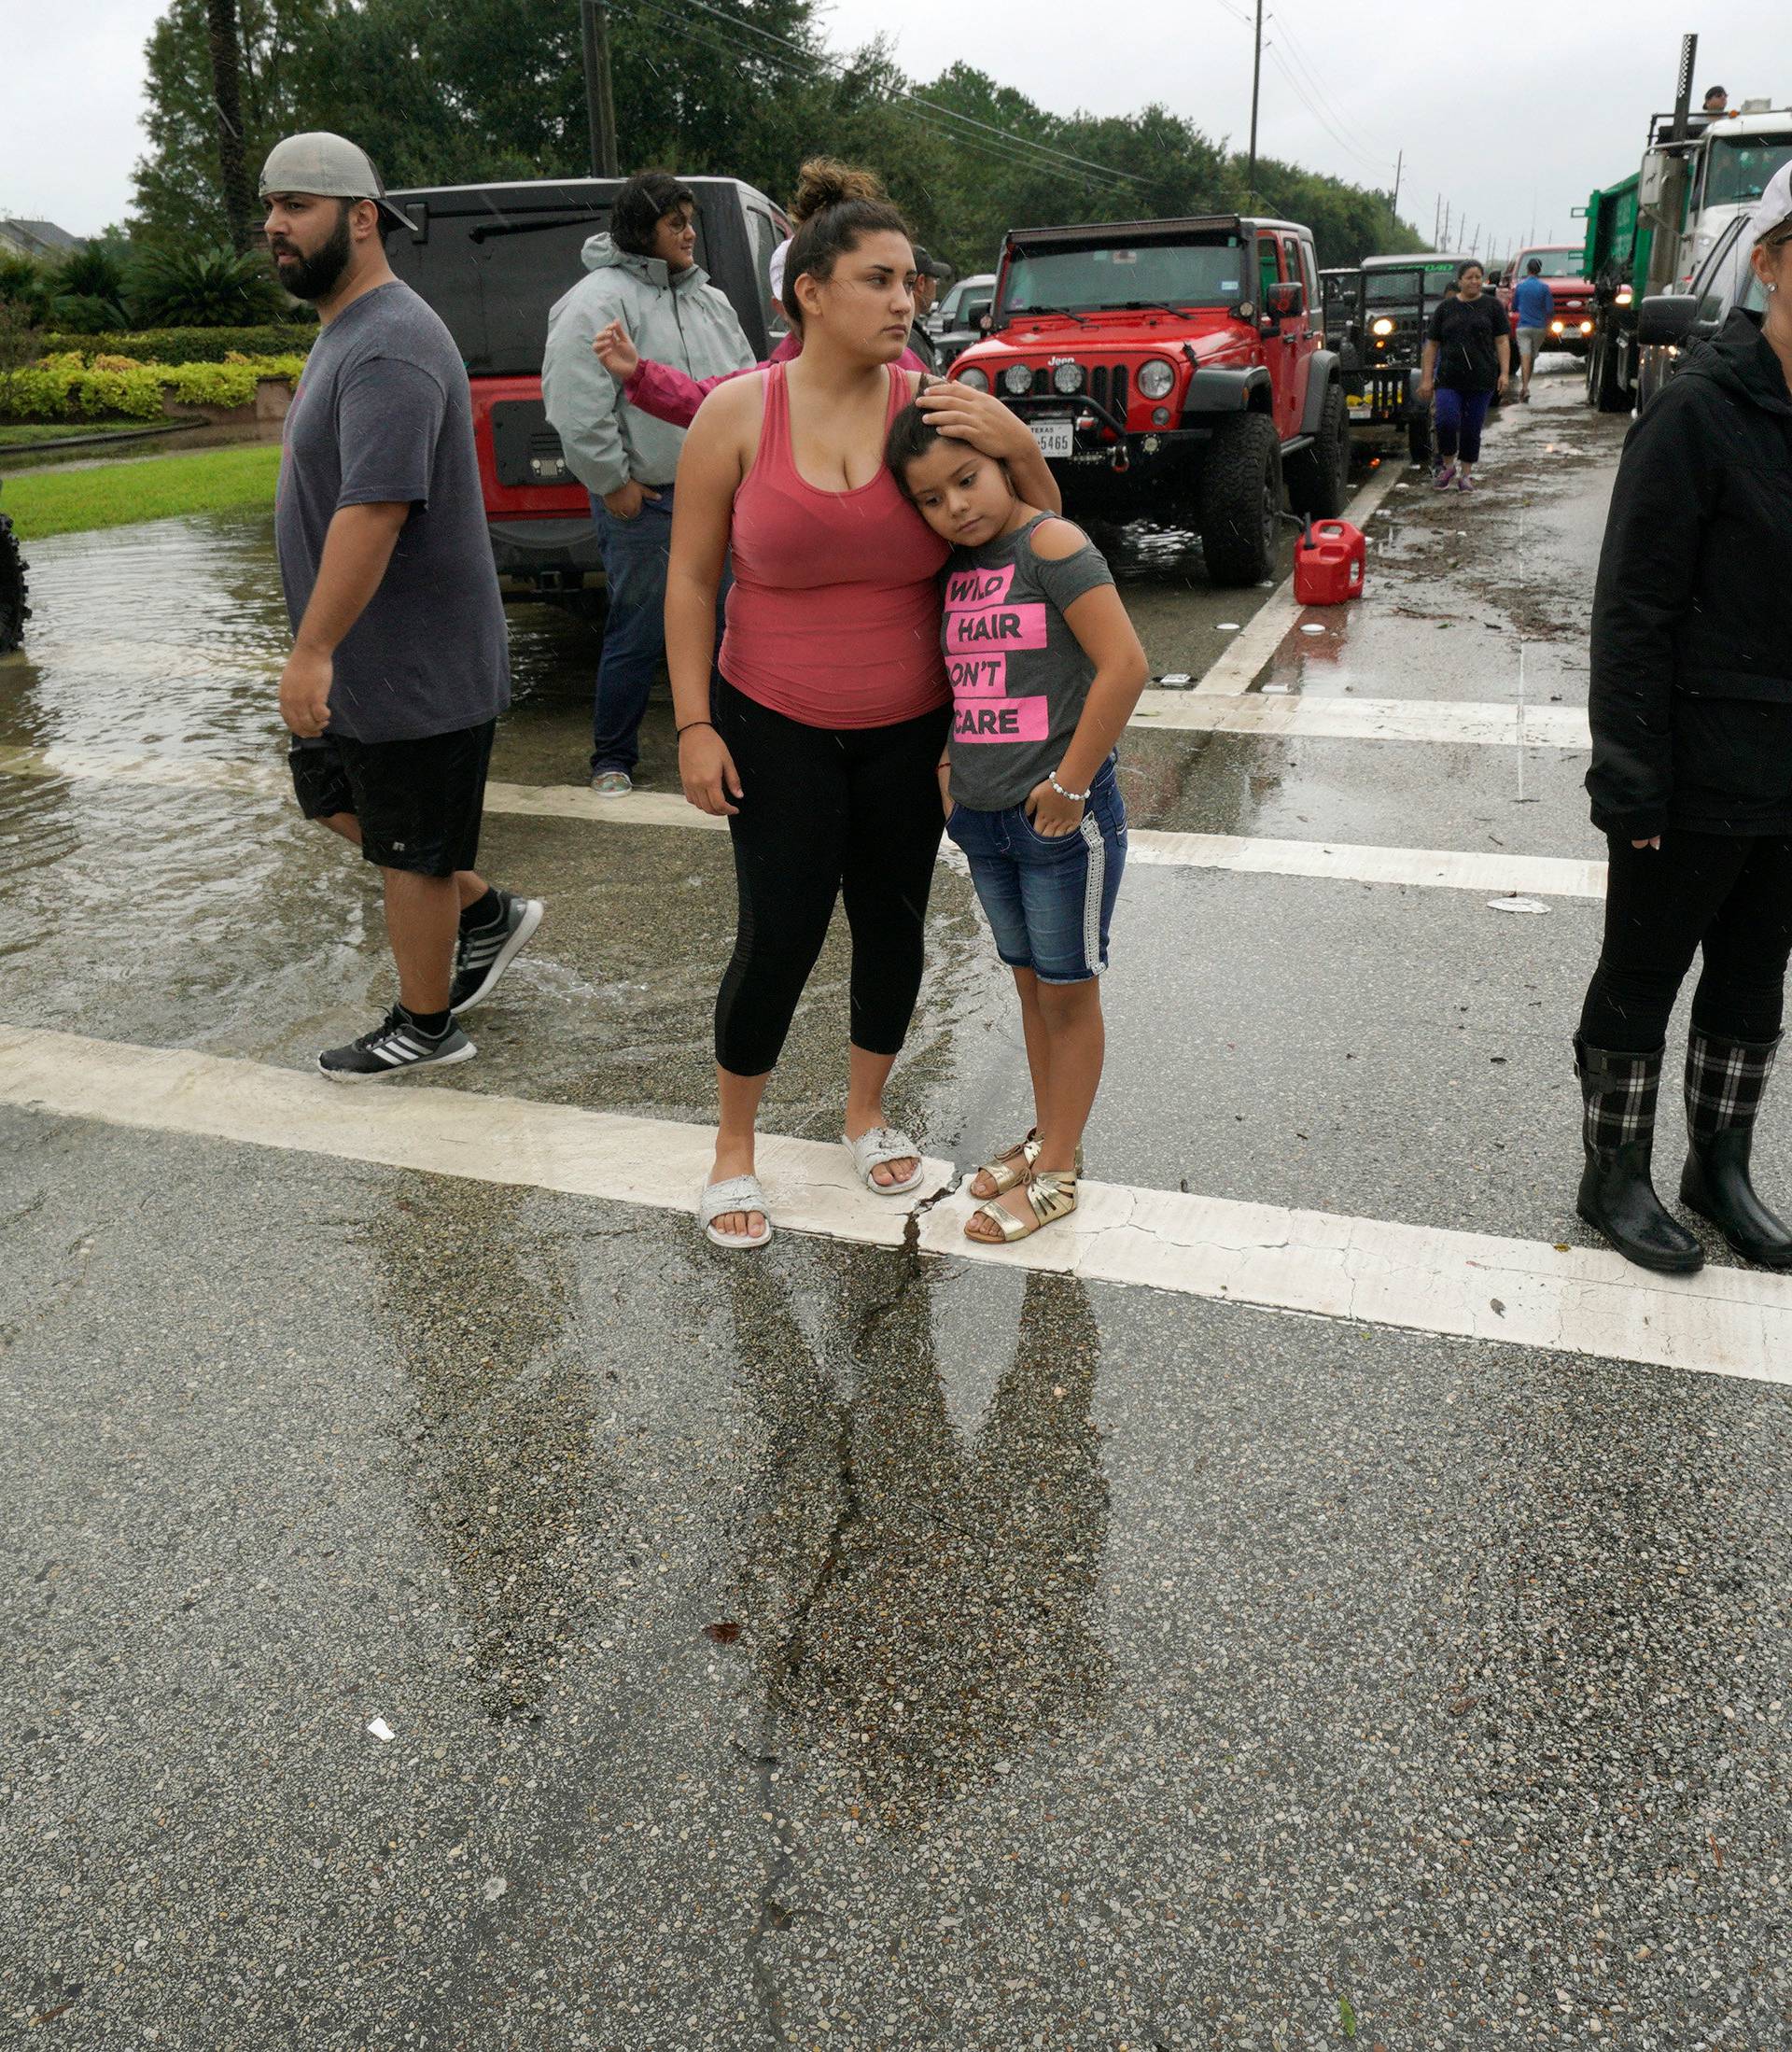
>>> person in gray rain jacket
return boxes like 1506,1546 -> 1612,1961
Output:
541,170 -> 755,794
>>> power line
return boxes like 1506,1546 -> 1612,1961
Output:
1262,46 -> 1390,179
616,0 -> 1137,193
1270,12 -> 1393,171
668,0 -> 1154,190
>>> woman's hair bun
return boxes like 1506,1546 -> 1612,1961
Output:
790,158 -> 888,223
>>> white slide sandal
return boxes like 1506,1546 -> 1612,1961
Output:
699,1174 -> 773,1250
843,1126 -> 927,1196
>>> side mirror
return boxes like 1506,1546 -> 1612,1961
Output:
1636,293 -> 1699,346
1266,280 -> 1305,320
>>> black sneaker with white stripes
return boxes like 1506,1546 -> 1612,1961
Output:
450,891 -> 544,1013
317,1006 -> 476,1082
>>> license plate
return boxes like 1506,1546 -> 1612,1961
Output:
1348,402 -> 1372,421
1029,418 -> 1074,458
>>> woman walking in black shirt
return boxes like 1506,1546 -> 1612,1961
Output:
1575,164 -> 1792,1273
1419,260 -> 1510,492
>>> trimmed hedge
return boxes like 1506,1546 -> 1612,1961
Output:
33,326 -> 315,367
0,352 -> 309,424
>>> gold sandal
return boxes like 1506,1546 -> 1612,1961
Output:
972,1131 -> 1083,1198
965,1171 -> 1078,1244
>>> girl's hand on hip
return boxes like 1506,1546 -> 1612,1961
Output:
592,319 -> 639,381
1632,836 -> 1661,850
1025,778 -> 1085,837
679,726 -> 742,817
917,379 -> 1032,461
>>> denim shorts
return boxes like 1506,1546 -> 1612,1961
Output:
946,760 -> 1127,983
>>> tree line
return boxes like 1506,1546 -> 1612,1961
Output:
136,0 -> 1423,278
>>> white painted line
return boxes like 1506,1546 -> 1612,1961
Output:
1126,831 -> 1605,900
1190,458 -> 1410,696
2,1022 -> 1788,1386
0,745 -> 1605,897
1129,693 -> 1590,749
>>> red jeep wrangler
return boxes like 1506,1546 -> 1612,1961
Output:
1496,244 -> 1597,357
948,214 -> 1351,585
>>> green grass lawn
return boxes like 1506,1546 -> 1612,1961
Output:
0,420 -> 169,448
0,443 -> 281,540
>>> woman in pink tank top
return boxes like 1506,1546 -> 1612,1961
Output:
664,161 -> 1062,1247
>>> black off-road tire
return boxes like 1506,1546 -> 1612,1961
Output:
1407,409 -> 1434,468
0,510 -> 29,655
1587,329 -> 1629,414
1199,413 -> 1281,587
1285,381 -> 1351,519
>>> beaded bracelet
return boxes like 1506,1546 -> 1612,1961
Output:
1048,771 -> 1091,803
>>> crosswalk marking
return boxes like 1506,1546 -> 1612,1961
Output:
1130,691 -> 1589,748
1,1022 -> 1784,1386
0,745 -> 1608,899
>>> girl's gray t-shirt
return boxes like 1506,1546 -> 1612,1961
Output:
941,515 -> 1115,811
275,279 -> 511,744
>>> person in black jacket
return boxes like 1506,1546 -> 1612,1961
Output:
1575,162 -> 1792,1274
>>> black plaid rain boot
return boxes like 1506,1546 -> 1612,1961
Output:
1575,1038 -> 1704,1274
1679,1028 -> 1792,1268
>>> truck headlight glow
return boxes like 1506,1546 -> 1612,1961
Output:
1052,362 -> 1085,395
1616,286 -> 1633,306
956,366 -> 989,392
1578,320 -> 1593,335
1002,363 -> 1034,397
1138,358 -> 1175,399
1371,316 -> 1395,337
1550,319 -> 1565,334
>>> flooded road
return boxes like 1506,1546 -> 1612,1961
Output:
6,369 -> 1792,2050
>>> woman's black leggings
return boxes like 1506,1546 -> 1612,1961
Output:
713,680 -> 951,1076
1578,829 -> 1792,1052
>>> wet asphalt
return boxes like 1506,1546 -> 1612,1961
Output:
4,363 -> 1792,2048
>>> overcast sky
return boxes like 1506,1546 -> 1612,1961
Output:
0,0 -> 1781,257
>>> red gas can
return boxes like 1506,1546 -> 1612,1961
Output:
1293,518 -> 1366,606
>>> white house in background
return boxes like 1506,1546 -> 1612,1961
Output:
0,218 -> 86,261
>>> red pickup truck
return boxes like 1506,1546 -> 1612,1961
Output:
1497,245 -> 1597,357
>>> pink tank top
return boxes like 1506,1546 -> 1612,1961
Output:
721,363 -> 950,729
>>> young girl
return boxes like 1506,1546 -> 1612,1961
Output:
886,397 -> 1150,1244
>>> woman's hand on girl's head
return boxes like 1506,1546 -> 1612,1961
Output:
917,379 -> 1032,461
592,319 -> 639,381
679,725 -> 743,817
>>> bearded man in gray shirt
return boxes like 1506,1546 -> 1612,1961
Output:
261,133 -> 543,1079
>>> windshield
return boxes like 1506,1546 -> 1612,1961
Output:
1519,249 -> 1583,278
1703,134 -> 1792,207
1364,264 -> 1457,303
999,239 -> 1244,316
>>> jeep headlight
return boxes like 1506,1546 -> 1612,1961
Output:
1051,361 -> 1085,395
1138,358 -> 1175,400
1371,316 -> 1395,337
1002,363 -> 1034,397
956,365 -> 988,392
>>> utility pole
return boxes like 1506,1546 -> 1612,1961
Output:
1433,193 -> 1441,244
1390,148 -> 1403,222
1442,202 -> 1451,247
581,0 -> 620,178
1245,0 -> 1265,207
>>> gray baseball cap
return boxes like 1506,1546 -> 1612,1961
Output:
259,132 -> 413,235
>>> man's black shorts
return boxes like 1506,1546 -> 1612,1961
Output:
289,720 -> 496,878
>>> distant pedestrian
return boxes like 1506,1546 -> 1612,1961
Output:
905,247 -> 949,371
542,170 -> 757,795
662,159 -> 1063,1248
1575,162 -> 1792,1274
262,133 -> 541,1081
1419,260 -> 1510,491
888,392 -> 1150,1244
1511,256 -> 1552,401
1703,85 -> 1729,115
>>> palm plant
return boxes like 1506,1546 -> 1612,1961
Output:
127,243 -> 283,327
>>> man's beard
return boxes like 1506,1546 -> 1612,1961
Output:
271,208 -> 353,302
